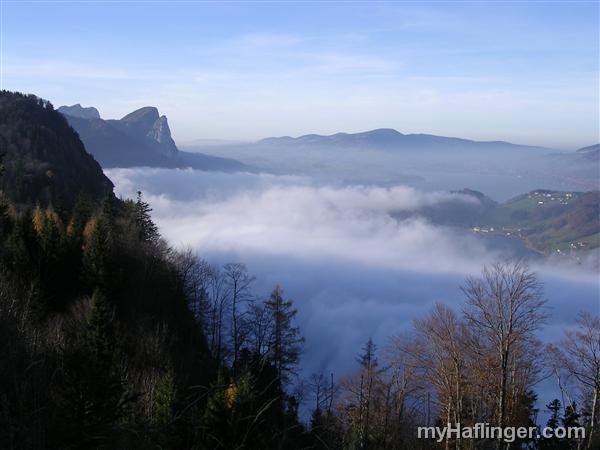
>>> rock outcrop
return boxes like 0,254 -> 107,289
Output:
57,103 -> 101,120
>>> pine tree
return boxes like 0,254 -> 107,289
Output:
511,390 -> 539,448
67,193 -> 93,243
135,191 -> 159,244
82,214 -> 113,287
264,285 -> 304,385
101,192 -> 116,225
51,290 -> 129,447
547,398 -> 561,428
562,402 -> 583,450
540,399 -> 562,449
357,338 -> 377,372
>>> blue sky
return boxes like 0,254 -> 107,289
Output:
2,1 -> 599,147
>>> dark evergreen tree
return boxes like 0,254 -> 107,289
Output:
50,290 -> 130,448
357,337 -> 377,372
509,390 -> 539,449
540,399 -> 563,450
562,402 -> 583,450
264,285 -> 304,386
82,214 -> 113,288
67,193 -> 93,243
135,190 -> 159,244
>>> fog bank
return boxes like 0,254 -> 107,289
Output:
107,167 -> 599,378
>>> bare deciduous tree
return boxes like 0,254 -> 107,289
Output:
462,261 -> 547,437
549,311 -> 600,449
223,263 -> 255,375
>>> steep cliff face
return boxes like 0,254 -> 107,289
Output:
147,114 -> 178,156
60,104 -> 247,171
149,115 -> 172,145
112,106 -> 178,157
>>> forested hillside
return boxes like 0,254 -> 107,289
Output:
0,92 -> 113,208
0,92 -> 309,449
0,92 -> 598,450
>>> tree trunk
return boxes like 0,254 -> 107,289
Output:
587,385 -> 598,449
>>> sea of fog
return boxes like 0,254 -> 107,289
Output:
107,167 -> 599,405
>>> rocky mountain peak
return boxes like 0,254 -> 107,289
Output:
121,106 -> 159,123
120,106 -> 160,133
57,103 -> 101,120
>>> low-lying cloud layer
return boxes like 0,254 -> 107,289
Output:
109,168 -> 490,273
107,167 -> 599,377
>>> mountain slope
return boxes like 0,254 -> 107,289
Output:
0,91 -> 113,207
0,91 -> 216,449
477,189 -> 600,255
60,105 -> 249,171
0,90 -> 310,450
576,143 -> 600,162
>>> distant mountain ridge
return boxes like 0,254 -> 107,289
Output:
59,105 -> 249,171
258,128 -> 552,152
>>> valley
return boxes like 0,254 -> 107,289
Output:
2,1 -> 599,448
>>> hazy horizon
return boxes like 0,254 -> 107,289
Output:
3,1 -> 599,149
51,106 -> 599,151
53,106 -> 600,151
